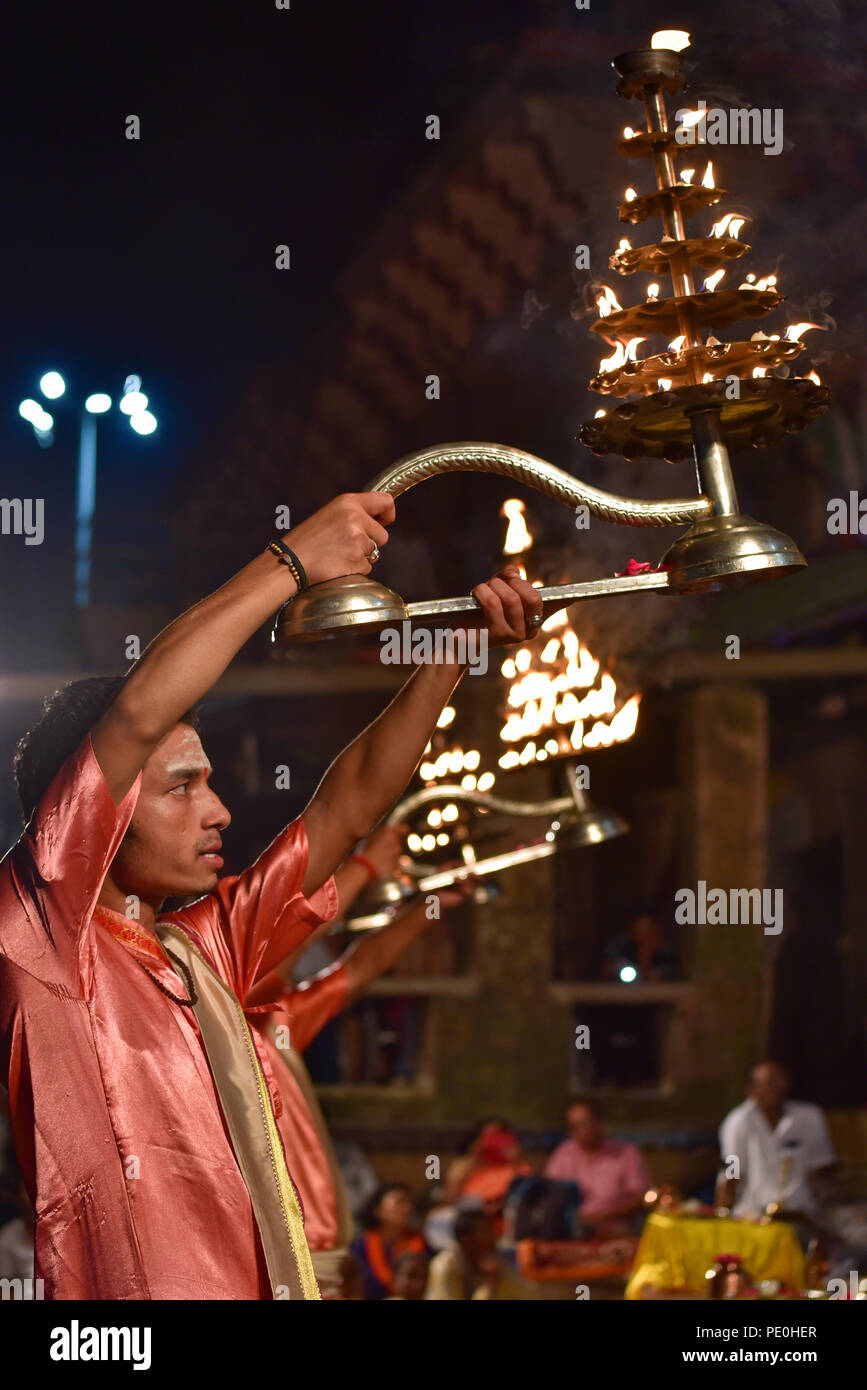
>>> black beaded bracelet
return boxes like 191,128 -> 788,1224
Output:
269,539 -> 308,590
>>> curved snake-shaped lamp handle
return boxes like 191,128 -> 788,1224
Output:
366,441 -> 712,529
385,782 -> 575,827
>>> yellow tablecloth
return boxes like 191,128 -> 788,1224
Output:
625,1212 -> 805,1301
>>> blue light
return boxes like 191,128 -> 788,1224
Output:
39,371 -> 66,399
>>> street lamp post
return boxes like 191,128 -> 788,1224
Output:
17,371 -> 158,607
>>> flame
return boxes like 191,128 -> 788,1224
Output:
626,336 -> 645,361
680,169 -> 695,185
785,322 -> 821,342
805,370 -> 821,385
624,187 -> 637,202
752,366 -> 767,378
497,618 -> 640,762
599,341 -> 628,373
583,695 -> 641,748
657,377 -> 673,391
437,706 -> 456,728
618,237 -> 632,251
677,110 -> 704,130
710,213 -> 746,239
752,274 -> 778,292
594,408 -> 607,418
668,334 -> 686,352
701,162 -> 715,188
702,372 -> 714,383
501,498 -> 532,554
647,282 -> 660,301
623,126 -> 635,139
597,285 -> 623,317
652,29 -> 690,50
703,268 -> 726,293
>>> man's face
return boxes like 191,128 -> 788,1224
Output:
392,1255 -> 428,1300
750,1063 -> 789,1109
567,1104 -> 604,1150
110,724 -> 231,907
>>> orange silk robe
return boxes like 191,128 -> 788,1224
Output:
248,964 -> 348,1251
0,736 -> 337,1300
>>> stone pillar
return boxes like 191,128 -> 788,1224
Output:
674,683 -> 769,1123
432,679 -> 572,1124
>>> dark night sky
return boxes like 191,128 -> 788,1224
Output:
0,1 -> 536,503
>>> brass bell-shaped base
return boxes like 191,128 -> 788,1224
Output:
271,574 -> 409,645
661,514 -> 805,594
554,804 -> 630,849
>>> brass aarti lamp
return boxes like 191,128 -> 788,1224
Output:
345,758 -> 628,930
273,34 -> 829,647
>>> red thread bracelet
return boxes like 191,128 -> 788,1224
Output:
349,852 -> 379,882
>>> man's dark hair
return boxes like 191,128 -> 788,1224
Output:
13,676 -> 199,824
567,1098 -> 602,1122
454,1208 -> 492,1244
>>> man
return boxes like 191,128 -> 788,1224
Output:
544,1101 -> 651,1230
245,844 -> 473,1295
0,489 -> 543,1300
716,1061 -> 836,1225
425,1208 -> 524,1300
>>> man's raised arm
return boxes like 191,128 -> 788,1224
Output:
90,493 -> 394,803
300,565 -> 543,896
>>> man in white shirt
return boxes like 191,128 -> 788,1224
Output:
716,1061 -> 836,1225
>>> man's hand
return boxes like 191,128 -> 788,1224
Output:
358,823 -> 408,879
283,492 -> 395,587
470,564 -> 544,647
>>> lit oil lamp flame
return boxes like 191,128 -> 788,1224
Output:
624,187 -> 637,202
752,366 -> 767,378
677,111 -> 705,131
618,237 -> 632,251
657,377 -> 673,391
702,372 -> 714,383
625,336 -> 645,361
701,162 -> 715,188
594,408 -> 607,418
599,341 -> 628,373
710,212 -> 746,240
785,322 -> 822,342
668,334 -> 686,352
647,282 -> 660,301
680,169 -> 695,185
703,268 -> 726,293
753,274 -> 778,292
596,285 -> 623,317
651,29 -> 690,50
623,126 -> 635,139
501,498 -> 532,555
805,370 -> 821,385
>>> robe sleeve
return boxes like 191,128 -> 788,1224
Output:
274,963 -> 348,1054
163,816 -> 339,999
2,735 -> 141,990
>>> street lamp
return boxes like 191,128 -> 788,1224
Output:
17,371 -> 159,606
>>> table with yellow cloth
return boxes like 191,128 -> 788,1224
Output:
625,1212 -> 805,1300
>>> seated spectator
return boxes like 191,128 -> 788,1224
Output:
350,1183 -> 427,1300
715,1061 -> 836,1228
386,1250 -> 430,1300
334,1250 -> 365,1301
426,1209 -> 524,1300
545,1101 -> 651,1230
443,1121 -> 532,1221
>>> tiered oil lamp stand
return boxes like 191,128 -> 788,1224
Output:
273,39 -> 830,646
